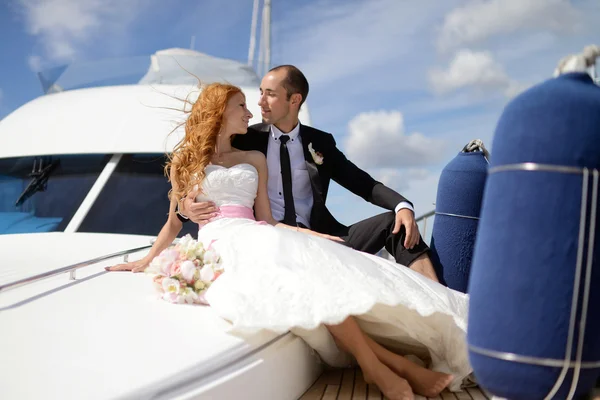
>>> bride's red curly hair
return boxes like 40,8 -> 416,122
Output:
166,82 -> 243,202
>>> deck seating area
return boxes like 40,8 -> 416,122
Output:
299,367 -> 490,400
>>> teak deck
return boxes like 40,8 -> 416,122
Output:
298,367 -> 490,400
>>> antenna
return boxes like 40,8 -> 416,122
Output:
190,35 -> 196,50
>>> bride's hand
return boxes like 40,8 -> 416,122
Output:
105,258 -> 151,273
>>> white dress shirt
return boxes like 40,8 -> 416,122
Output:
266,124 -> 414,228
267,124 -> 313,227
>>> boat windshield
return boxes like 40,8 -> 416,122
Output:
0,153 -> 198,237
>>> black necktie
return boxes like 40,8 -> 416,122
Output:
279,135 -> 297,225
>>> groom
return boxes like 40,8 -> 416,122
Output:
179,65 -> 438,281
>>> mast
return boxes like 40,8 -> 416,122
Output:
247,0 -> 272,75
262,0 -> 271,75
247,0 -> 260,67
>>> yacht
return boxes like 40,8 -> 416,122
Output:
9,4 -> 597,400
0,44 -> 326,399
0,0 -> 330,395
0,47 -> 495,399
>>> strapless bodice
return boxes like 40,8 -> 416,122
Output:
195,163 -> 258,209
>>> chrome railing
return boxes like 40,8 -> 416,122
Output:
0,244 -> 153,294
3,210 -> 439,295
416,209 -> 435,238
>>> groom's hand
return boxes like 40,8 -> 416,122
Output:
181,188 -> 218,225
393,209 -> 420,250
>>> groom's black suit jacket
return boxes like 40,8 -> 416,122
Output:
232,123 -> 411,235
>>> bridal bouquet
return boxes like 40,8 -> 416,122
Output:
145,234 -> 223,304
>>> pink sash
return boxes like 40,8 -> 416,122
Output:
208,205 -> 267,225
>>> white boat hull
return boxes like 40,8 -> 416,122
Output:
0,233 -> 322,399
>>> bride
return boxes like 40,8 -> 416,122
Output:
108,82 -> 471,400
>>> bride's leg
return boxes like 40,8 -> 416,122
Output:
362,334 -> 453,397
326,317 -> 414,400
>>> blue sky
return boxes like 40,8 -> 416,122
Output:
0,0 -> 599,232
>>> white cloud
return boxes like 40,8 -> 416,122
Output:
428,49 -> 528,97
19,0 -> 144,65
437,0 -> 581,52
374,168 -> 430,192
344,110 -> 446,169
429,49 -> 510,93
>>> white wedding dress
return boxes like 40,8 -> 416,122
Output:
197,163 -> 472,390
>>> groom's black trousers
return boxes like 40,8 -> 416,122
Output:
328,212 -> 430,267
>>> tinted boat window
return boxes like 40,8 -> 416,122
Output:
0,155 -> 109,234
79,154 -> 198,237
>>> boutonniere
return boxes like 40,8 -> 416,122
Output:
308,143 -> 324,165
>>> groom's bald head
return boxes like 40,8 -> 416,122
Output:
259,65 -> 309,129
267,65 -> 309,108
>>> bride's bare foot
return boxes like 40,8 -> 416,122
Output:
360,334 -> 452,397
410,368 -> 453,397
362,361 -> 414,400
388,358 -> 453,397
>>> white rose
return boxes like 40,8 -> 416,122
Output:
180,260 -> 198,283
178,234 -> 194,249
150,249 -> 179,276
177,234 -> 201,259
147,256 -> 169,276
162,278 -> 180,294
200,264 -> 215,282
145,258 -> 162,275
183,287 -> 199,304
203,249 -> 220,265
194,242 -> 205,258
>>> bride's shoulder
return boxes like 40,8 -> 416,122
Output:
240,150 -> 266,160
245,150 -> 266,164
241,150 -> 267,172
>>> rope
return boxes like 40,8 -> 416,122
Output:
553,45 -> 600,77
461,139 -> 490,163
